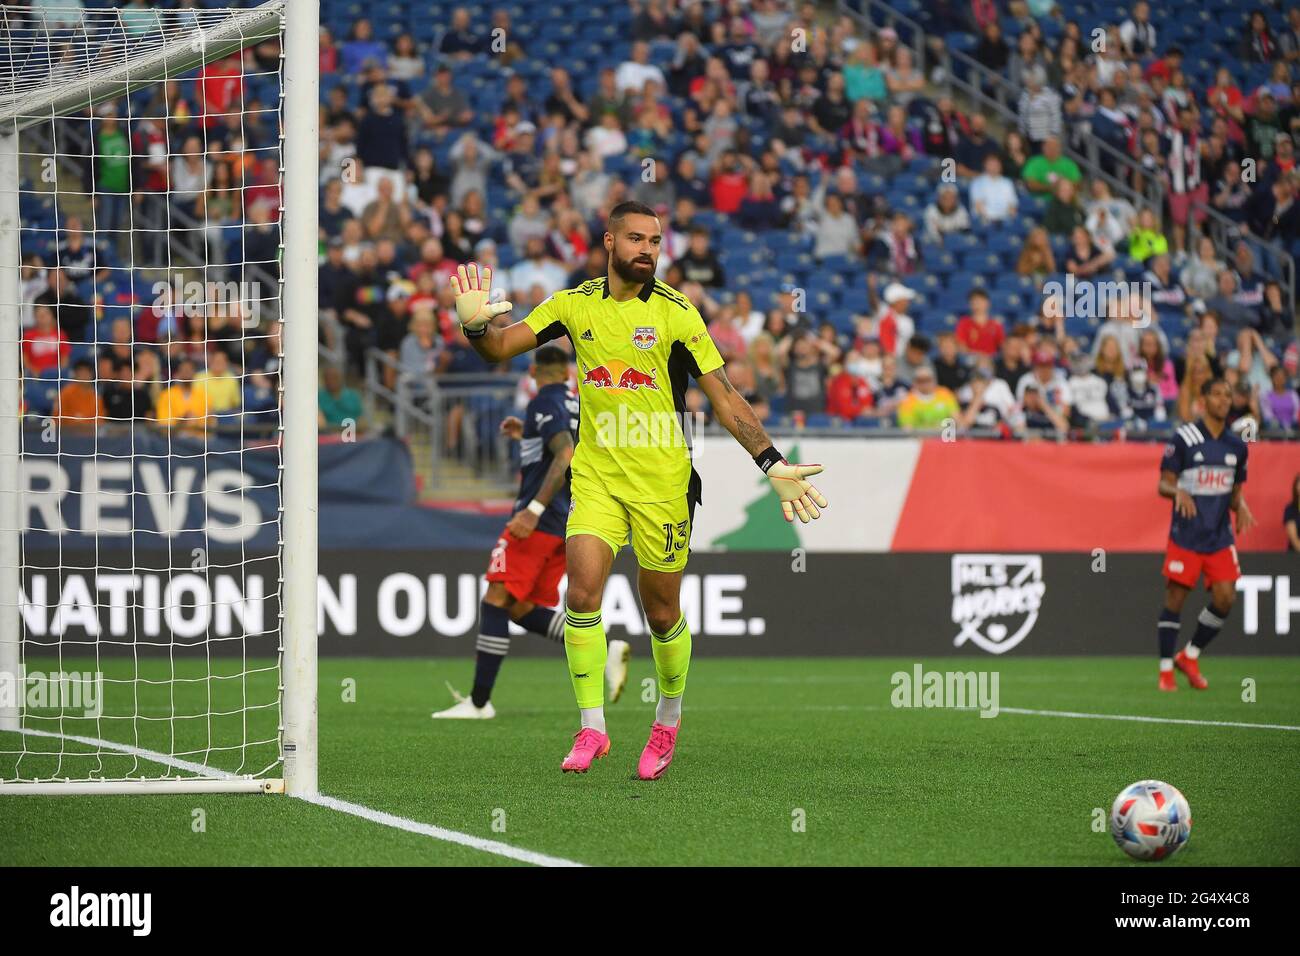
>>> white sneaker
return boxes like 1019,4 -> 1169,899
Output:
606,639 -> 631,704
431,682 -> 496,719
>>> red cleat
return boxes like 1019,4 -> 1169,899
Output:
561,727 -> 610,773
1158,670 -> 1177,692
1174,650 -> 1208,690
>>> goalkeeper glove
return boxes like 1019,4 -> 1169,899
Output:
449,262 -> 513,337
755,446 -> 828,523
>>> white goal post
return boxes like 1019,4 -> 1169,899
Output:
0,0 -> 317,795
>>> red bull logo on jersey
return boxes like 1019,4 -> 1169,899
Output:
632,326 -> 658,350
580,359 -> 659,391
582,365 -> 615,387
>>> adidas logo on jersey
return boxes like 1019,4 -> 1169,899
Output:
1193,451 -> 1205,462
580,329 -> 593,341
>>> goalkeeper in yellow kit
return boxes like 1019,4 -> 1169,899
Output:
450,200 -> 828,778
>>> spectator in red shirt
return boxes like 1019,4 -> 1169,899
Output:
710,151 -> 748,214
1143,46 -> 1183,84
708,306 -> 747,362
826,354 -> 876,420
22,304 -> 70,375
408,237 -> 456,287
877,282 -> 917,356
198,54 -> 244,130
955,289 -> 1006,357
320,26 -> 339,75
1205,68 -> 1246,128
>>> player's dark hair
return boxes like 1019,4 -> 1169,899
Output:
1200,376 -> 1228,397
606,200 -> 658,234
534,345 -> 568,369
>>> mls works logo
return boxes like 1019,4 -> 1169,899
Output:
951,554 -> 1045,655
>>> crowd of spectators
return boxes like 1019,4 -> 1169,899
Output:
307,0 -> 1300,436
13,0 -> 1300,440
12,0 -> 289,437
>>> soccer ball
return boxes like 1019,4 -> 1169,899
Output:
1110,780 -> 1192,861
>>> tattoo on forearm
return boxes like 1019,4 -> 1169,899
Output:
711,368 -> 735,394
733,413 -> 768,454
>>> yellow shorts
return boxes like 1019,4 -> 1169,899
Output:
566,472 -> 696,572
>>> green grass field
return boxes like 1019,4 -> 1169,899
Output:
2,656 -> 1298,866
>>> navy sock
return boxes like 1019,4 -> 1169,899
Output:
1158,607 -> 1180,661
472,602 -> 511,707
1190,603 -> 1231,653
516,605 -> 564,642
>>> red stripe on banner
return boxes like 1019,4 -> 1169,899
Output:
890,440 -> 1300,552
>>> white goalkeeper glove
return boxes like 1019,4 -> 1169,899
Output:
449,262 -> 512,337
755,447 -> 828,523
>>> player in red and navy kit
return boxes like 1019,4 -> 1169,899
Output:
433,346 -> 630,718
1156,378 -> 1256,691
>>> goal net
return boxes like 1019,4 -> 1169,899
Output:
0,0 -> 317,795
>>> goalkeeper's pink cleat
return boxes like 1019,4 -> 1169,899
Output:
637,721 -> 680,780
561,727 -> 610,773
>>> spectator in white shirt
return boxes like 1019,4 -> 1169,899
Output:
448,133 -> 500,209
584,112 -> 629,161
923,183 -> 972,243
970,154 -> 1019,223
570,150 -> 611,221
1119,2 -> 1157,58
615,41 -> 667,96
1018,67 -> 1063,149
507,193 -> 551,257
812,192 -> 861,260
1085,179 -> 1137,249
169,135 -> 211,206
339,156 -> 379,218
1015,347 -> 1073,412
507,238 -> 568,298
1067,354 -> 1114,424
734,289 -> 767,344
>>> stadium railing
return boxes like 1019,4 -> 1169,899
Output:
836,0 -> 1158,215
1196,198 -> 1297,322
837,0 -> 1297,322
364,349 -> 521,494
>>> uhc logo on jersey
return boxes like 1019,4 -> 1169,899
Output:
1179,465 -> 1235,495
632,327 -> 657,350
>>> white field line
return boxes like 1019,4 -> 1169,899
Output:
997,707 -> 1300,732
299,792 -> 583,867
5,727 -> 585,867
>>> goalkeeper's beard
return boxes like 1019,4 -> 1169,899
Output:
610,251 -> 656,285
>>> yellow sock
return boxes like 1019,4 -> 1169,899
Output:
651,614 -> 691,708
564,608 -> 607,709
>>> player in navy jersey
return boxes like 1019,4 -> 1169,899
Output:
1156,378 -> 1256,691
433,346 -> 630,717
